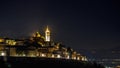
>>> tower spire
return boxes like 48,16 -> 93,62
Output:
46,26 -> 49,32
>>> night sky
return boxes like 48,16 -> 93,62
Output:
0,0 -> 120,52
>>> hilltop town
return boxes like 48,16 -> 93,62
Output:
0,26 -> 87,61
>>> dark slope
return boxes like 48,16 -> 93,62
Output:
0,56 -> 105,68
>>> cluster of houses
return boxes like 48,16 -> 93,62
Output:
0,27 -> 87,61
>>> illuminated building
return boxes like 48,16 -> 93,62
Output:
0,26 -> 87,61
45,26 -> 50,42
0,38 -> 4,43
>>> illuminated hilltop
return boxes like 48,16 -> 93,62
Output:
0,26 -> 87,61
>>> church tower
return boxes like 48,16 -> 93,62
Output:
45,26 -> 50,42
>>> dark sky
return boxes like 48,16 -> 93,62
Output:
0,0 -> 120,52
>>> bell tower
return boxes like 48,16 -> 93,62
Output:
45,26 -> 50,42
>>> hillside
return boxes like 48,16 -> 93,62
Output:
0,56 -> 105,68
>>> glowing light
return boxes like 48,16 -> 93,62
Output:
52,54 -> 55,58
22,54 -> 26,56
77,57 -> 80,60
1,52 -> 5,56
57,55 -> 61,58
41,54 -> 46,57
82,57 -> 85,61
81,56 -> 87,61
0,38 -> 4,42
73,57 -> 76,60
67,55 -> 70,59
6,40 -> 16,45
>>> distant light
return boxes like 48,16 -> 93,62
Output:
82,57 -> 85,61
84,57 -> 88,61
52,54 -> 55,58
1,52 -> 5,56
105,66 -> 112,68
57,55 -> 61,58
77,57 -> 80,60
0,39 -> 4,42
67,56 -> 70,59
73,57 -> 76,60
41,54 -> 45,57
81,56 -> 88,61
6,40 -> 16,45
22,54 -> 26,56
